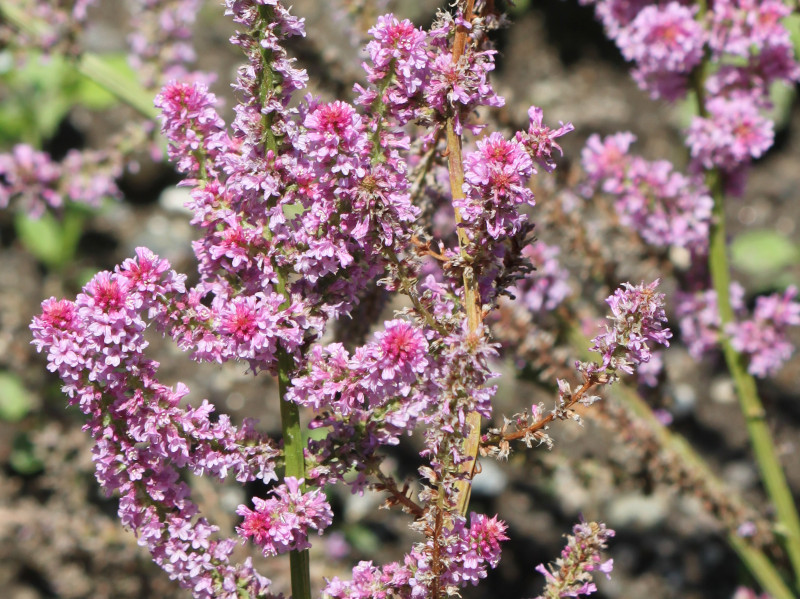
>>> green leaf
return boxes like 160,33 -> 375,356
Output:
14,207 -> 86,270
731,229 -> 800,277
785,14 -> 800,62
0,371 -> 34,422
767,80 -> 796,131
10,433 -> 44,475
344,524 -> 380,555
0,50 -> 134,148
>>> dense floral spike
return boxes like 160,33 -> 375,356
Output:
127,0 -> 202,88
356,14 -> 431,125
31,248 -> 279,597
582,0 -> 800,194
0,0 -> 99,55
676,284 -> 800,377
0,144 -> 120,218
615,2 -> 705,101
534,520 -> 615,599
237,477 -> 333,556
406,512 -> 508,597
579,280 -> 672,382
581,133 -> 713,251
155,81 -> 229,179
459,105 -> 573,239
675,283 -> 746,359
727,286 -> 800,377
686,95 -> 774,171
459,132 -> 534,240
289,319 -> 431,416
425,12 -> 504,136
323,560 -> 411,598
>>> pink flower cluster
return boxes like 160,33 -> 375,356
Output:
580,279 -> 672,382
30,248 -> 280,597
677,285 -> 800,378
535,520 -> 615,598
237,477 -> 333,557
581,132 -> 713,251
406,512 -> 509,597
154,81 -> 229,179
28,1 -> 604,596
459,107 -> 574,242
0,144 -> 120,218
356,11 -> 503,137
582,0 -> 800,190
290,319 -> 430,415
728,287 -> 800,377
127,0 -> 203,88
320,513 -> 509,598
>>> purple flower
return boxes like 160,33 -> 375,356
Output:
687,94 -> 774,171
534,520 -> 615,599
459,132 -> 534,240
155,80 -> 229,178
424,12 -> 504,135
581,133 -> 713,251
406,512 -> 508,596
31,248 -> 281,597
675,283 -> 745,359
237,477 -> 333,556
323,560 -> 411,598
726,286 -> 800,377
616,2 -> 705,101
516,106 -> 574,173
0,144 -> 120,218
357,14 -> 430,125
580,280 -> 672,382
126,0 -> 203,88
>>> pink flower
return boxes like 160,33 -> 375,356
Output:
617,2 -> 705,100
687,94 -> 774,171
237,477 -> 333,557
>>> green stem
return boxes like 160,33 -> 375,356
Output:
707,172 -> 800,588
615,385 -> 796,599
729,535 -> 797,599
564,323 -> 796,598
278,349 -> 311,599
76,54 -> 158,120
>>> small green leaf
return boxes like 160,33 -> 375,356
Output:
15,208 -> 86,270
10,433 -> 44,475
767,80 -> 796,131
0,371 -> 34,422
344,524 -> 380,555
731,229 -> 799,276
785,14 -> 800,62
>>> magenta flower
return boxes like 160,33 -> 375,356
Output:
617,2 -> 705,100
155,80 -> 229,178
237,477 -> 333,557
516,106 -> 575,173
581,133 -> 712,251
727,286 -> 800,377
687,94 -> 774,171
580,280 -> 671,382
0,144 -> 120,218
459,132 -> 534,239
534,520 -> 615,599
373,319 -> 429,385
